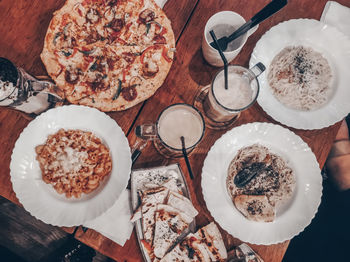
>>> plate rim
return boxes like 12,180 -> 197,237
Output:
201,122 -> 323,244
10,105 -> 132,226
249,18 -> 350,130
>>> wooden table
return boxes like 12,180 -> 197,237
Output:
0,0 -> 349,261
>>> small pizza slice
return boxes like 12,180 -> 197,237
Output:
153,204 -> 193,259
160,222 -> 227,262
234,195 -> 276,222
41,2 -> 82,78
161,178 -> 183,194
167,191 -> 198,219
140,186 -> 169,245
194,222 -> 227,261
160,233 -> 210,262
112,0 -> 175,49
142,177 -> 182,195
101,0 -> 147,45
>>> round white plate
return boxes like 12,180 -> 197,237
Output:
249,19 -> 350,130
10,105 -> 131,226
201,122 -> 322,244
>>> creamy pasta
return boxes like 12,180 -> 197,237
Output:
268,46 -> 333,111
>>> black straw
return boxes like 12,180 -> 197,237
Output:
210,30 -> 228,90
180,136 -> 194,180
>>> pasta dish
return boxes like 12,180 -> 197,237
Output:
268,46 -> 333,111
35,129 -> 112,198
226,144 -> 295,222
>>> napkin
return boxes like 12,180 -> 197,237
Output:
83,189 -> 134,246
320,1 -> 350,38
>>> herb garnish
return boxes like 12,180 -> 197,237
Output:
89,61 -> 97,71
53,32 -> 62,45
78,48 -> 96,55
112,79 -> 122,100
146,23 -> 151,35
61,50 -> 72,57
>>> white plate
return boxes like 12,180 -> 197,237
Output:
201,122 -> 322,244
10,105 -> 131,227
249,19 -> 350,130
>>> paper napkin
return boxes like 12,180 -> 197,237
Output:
83,189 -> 134,246
320,1 -> 350,38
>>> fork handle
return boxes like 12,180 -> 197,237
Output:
250,0 -> 287,28
227,0 -> 287,44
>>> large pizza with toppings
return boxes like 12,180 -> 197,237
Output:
41,0 -> 175,111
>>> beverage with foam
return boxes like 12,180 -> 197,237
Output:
203,65 -> 260,122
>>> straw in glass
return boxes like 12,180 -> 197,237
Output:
209,30 -> 228,90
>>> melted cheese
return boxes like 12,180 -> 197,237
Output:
57,147 -> 88,174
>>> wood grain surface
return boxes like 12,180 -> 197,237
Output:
0,0 -> 349,261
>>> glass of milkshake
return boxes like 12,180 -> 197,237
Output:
136,103 -> 205,158
198,63 -> 265,129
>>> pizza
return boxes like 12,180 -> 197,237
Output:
41,0 -> 175,111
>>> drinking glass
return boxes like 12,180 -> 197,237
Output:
0,57 -> 62,114
136,103 -> 205,158
202,11 -> 258,67
194,63 -> 265,130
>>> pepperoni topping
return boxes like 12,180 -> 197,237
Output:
142,60 -> 159,78
122,52 -> 136,64
89,74 -> 108,91
91,80 -> 105,91
121,85 -> 137,101
153,34 -> 166,44
65,68 -> 80,84
110,18 -> 124,32
107,57 -> 117,70
139,9 -> 155,24
85,30 -> 102,44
